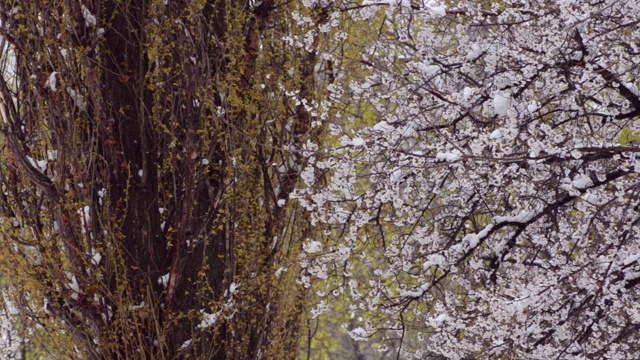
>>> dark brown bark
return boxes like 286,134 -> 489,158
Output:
0,0 -> 322,358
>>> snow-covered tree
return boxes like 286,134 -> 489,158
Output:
297,0 -> 640,358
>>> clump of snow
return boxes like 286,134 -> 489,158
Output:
422,253 -> 446,270
81,5 -> 97,28
98,188 -> 107,205
157,273 -> 170,288
350,137 -> 366,147
78,205 -> 91,234
494,210 -> 537,224
493,94 -> 513,117
429,314 -> 450,327
455,224 -> 494,254
463,87 -> 475,101
303,240 -> 322,254
417,63 -> 440,76
373,121 -> 392,132
178,339 -> 192,351
275,267 -> 288,277
342,186 -> 354,200
91,248 -> 102,266
401,124 -> 416,137
128,302 -> 146,311
26,156 -> 47,174
466,43 -> 483,60
436,149 -> 462,162
277,199 -> 286,207
581,193 -> 599,205
425,0 -> 446,17
623,253 -> 640,266
225,282 -> 240,297
493,237 -> 509,257
624,270 -> 640,281
66,88 -> 87,111
197,309 -> 221,329
390,167 -> 403,182
348,327 -> 369,341
47,150 -> 58,161
572,173 -> 593,189
362,0 -> 409,7
66,274 -> 81,301
361,0 -> 445,16
623,81 -> 640,97
45,72 -> 58,91
326,207 -> 350,224
400,288 -> 425,298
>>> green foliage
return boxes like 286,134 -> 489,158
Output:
619,127 -> 640,145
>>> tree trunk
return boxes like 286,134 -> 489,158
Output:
0,0 -> 324,358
